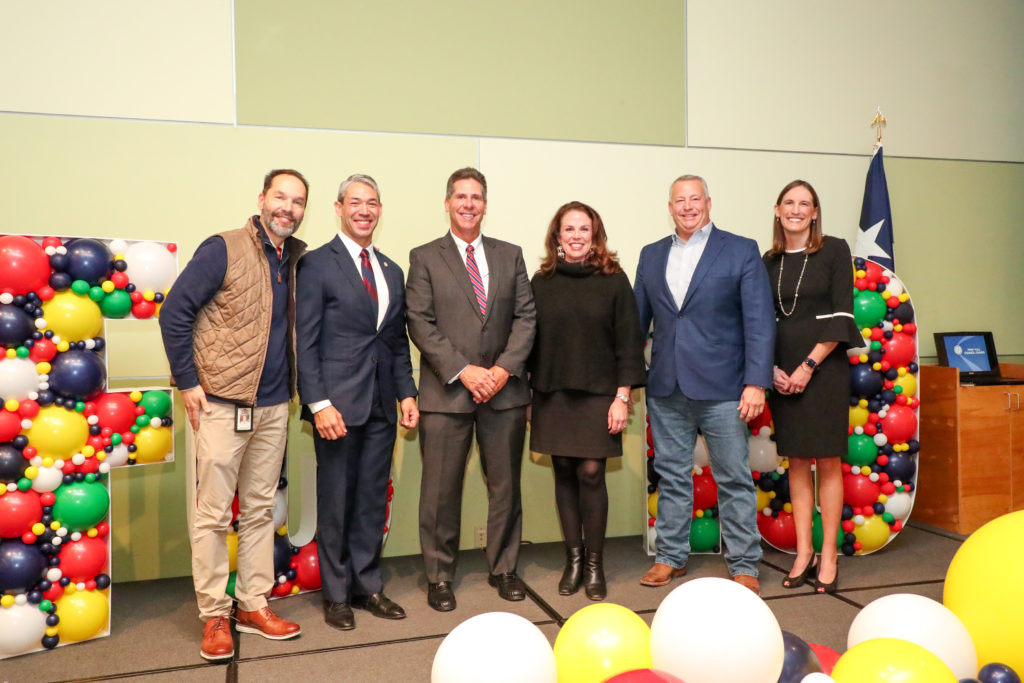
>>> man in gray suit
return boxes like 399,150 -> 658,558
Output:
406,167 -> 536,611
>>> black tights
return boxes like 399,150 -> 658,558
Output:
551,456 -> 607,553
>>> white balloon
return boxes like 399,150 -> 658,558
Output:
273,488 -> 288,530
124,241 -> 178,294
847,344 -> 869,357
748,435 -> 780,473
847,593 -> 977,679
104,444 -> 130,467
883,491 -> 913,520
800,675 -> 836,683
884,274 -> 905,297
432,612 -> 556,683
0,602 -> 49,656
108,239 -> 129,255
30,465 -> 64,493
651,577 -> 784,683
0,357 -> 41,401
693,434 -> 710,468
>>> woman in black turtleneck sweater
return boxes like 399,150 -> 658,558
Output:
528,201 -> 647,601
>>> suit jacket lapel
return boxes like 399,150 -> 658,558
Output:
440,233 -> 484,320
330,235 -> 377,324
652,237 -> 677,313
480,236 -> 500,322
681,225 -> 725,311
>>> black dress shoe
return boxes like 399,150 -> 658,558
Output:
323,601 -> 354,630
427,581 -> 456,612
488,572 -> 525,601
352,592 -> 406,619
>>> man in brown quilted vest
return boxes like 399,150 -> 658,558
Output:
159,169 -> 308,661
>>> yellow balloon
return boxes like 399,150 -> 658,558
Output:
553,603 -> 652,682
647,491 -> 658,519
944,510 -> 1024,674
849,405 -> 869,428
832,638 -> 956,682
133,425 -> 172,464
894,373 -> 917,398
56,589 -> 110,642
756,487 -> 771,512
853,514 -> 892,554
226,530 -> 238,572
24,405 -> 89,460
40,290 -> 103,342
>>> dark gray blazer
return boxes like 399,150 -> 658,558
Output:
406,233 -> 536,413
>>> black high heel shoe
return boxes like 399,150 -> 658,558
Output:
815,561 -> 839,594
781,556 -> 817,589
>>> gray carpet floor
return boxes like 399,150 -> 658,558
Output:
1,523 -> 962,682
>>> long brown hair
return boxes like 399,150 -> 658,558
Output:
537,201 -> 622,276
768,180 -> 824,256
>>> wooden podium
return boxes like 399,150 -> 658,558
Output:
916,364 -> 1024,534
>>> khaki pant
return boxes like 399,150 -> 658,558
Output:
188,401 -> 289,620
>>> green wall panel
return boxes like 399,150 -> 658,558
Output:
236,0 -> 686,145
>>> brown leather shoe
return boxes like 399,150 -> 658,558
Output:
640,562 -> 686,587
200,616 -> 233,661
734,574 -> 760,596
235,607 -> 301,640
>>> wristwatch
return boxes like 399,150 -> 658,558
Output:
802,358 -> 818,372
615,393 -> 629,404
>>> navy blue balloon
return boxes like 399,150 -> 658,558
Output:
0,304 -> 35,347
273,535 -> 292,576
0,539 -> 48,593
0,443 -> 29,481
48,272 -> 72,291
48,349 -> 107,400
892,301 -> 915,323
978,663 -> 1022,683
64,239 -> 112,285
851,364 -> 884,397
882,451 -> 917,483
777,631 -> 823,683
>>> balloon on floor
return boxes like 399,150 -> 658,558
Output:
432,611 -> 556,683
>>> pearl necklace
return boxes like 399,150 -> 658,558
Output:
777,250 -> 809,317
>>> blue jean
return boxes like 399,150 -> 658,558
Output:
647,388 -> 761,577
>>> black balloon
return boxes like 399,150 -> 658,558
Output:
777,631 -> 823,683
48,349 -> 107,400
64,238 -> 112,285
978,663 -> 1022,683
882,451 -> 917,483
0,303 -> 35,347
273,535 -> 292,576
892,301 -> 915,323
0,539 -> 48,593
0,443 -> 29,481
850,364 -> 884,397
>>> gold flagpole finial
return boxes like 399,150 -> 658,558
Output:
870,106 -> 887,148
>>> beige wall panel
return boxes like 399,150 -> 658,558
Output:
0,1 -> 234,123
235,0 -> 685,145
687,0 -> 1024,162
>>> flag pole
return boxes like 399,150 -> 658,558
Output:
870,106 -> 886,152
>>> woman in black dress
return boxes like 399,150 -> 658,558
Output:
763,180 -> 861,593
529,201 -> 646,600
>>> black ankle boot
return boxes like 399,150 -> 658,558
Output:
558,546 -> 584,595
583,551 -> 606,600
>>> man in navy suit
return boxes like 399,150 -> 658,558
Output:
634,175 -> 775,595
296,174 -> 419,630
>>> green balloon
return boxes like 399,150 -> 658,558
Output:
52,481 -> 110,532
845,434 -> 878,467
226,571 -> 237,598
16,346 -> 29,359
811,510 -> 844,552
135,414 -> 150,427
853,290 -> 887,329
99,289 -> 133,318
139,390 -> 172,418
690,516 -> 721,553
71,280 -> 91,296
88,286 -> 106,302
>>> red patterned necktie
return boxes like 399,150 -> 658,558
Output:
359,249 -> 379,314
465,245 -> 486,315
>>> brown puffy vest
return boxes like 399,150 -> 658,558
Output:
192,218 -> 306,405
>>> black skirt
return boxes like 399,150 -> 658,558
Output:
529,390 -> 622,458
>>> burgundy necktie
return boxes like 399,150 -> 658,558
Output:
465,245 -> 486,315
359,249 -> 379,318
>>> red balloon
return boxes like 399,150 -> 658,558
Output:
0,489 -> 43,538
880,404 -> 917,443
882,332 -> 916,367
110,271 -> 130,289
132,300 -> 156,319
0,235 -> 51,295
29,337 -> 58,362
17,399 -> 40,419
747,401 -> 772,433
842,473 -> 881,508
231,494 -> 240,524
92,392 -> 138,434
43,584 -> 64,602
757,510 -> 797,550
0,409 -> 22,442
605,670 -> 685,682
60,536 -> 108,582
271,580 -> 293,597
692,470 -> 718,510
293,541 -> 321,590
808,643 -> 841,675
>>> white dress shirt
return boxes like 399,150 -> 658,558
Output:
666,222 -> 712,310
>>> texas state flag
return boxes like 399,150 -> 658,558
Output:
854,145 -> 895,271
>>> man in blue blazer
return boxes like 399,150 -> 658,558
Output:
296,174 -> 419,630
634,175 -> 775,595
